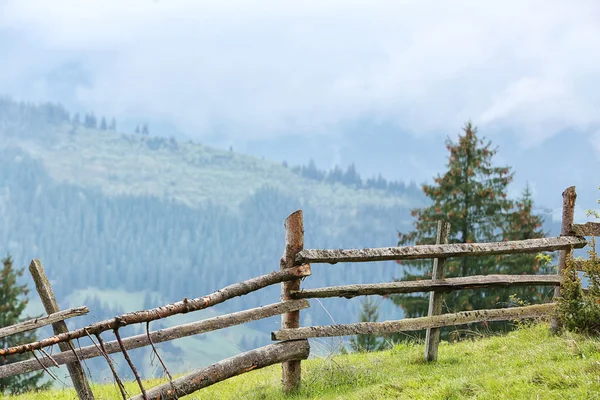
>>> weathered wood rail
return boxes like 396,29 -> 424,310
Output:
290,275 -> 563,299
295,236 -> 586,265
270,186 -> 593,371
0,300 -> 309,378
0,307 -> 89,339
0,259 -> 312,399
129,340 -> 310,400
0,265 -> 311,357
272,304 -> 556,340
1,185 -> 596,399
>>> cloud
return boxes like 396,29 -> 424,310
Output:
1,0 -> 600,148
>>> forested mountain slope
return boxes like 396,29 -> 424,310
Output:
0,98 -> 430,380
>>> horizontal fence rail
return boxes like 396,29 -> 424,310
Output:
290,274 -> 563,299
128,340 -> 310,400
571,222 -> 600,237
0,300 -> 310,379
0,307 -> 89,339
295,236 -> 587,265
272,303 -> 555,341
0,265 -> 311,357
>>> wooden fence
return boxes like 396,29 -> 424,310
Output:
0,186 -> 597,399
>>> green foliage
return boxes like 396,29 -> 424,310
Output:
7,324 -> 600,399
555,185 -> 600,335
349,297 -> 388,352
390,122 -> 548,339
0,256 -> 51,395
555,185 -> 600,334
586,185 -> 600,219
556,241 -> 600,335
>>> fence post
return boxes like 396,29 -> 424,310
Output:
550,186 -> 577,334
29,259 -> 95,400
280,210 -> 304,392
424,220 -> 450,361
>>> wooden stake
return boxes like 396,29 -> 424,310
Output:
550,186 -> 577,333
29,259 -> 95,400
424,220 -> 450,362
280,210 -> 305,392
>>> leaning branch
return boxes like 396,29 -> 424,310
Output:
291,275 -> 562,299
272,303 -> 555,340
0,265 -> 311,357
128,340 -> 310,400
0,299 -> 310,378
0,307 -> 89,339
296,236 -> 587,265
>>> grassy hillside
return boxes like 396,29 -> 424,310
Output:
11,125 -> 417,214
9,323 -> 600,399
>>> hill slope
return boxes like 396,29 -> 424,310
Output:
8,323 -> 600,399
0,98 -> 426,379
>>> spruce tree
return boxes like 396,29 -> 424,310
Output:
390,122 -> 545,338
0,256 -> 51,394
500,184 -> 550,304
350,297 -> 385,352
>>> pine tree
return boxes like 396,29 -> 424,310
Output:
72,113 -> 80,126
389,122 -> 545,338
500,184 -> 550,304
100,116 -> 107,130
350,297 -> 386,352
0,256 -> 51,394
109,117 -> 116,131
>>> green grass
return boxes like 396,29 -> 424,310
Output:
8,323 -> 600,399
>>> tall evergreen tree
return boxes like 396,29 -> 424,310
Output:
0,256 -> 51,395
72,113 -> 80,126
100,116 -> 107,130
500,184 -> 550,304
350,297 -> 385,352
390,122 -> 545,338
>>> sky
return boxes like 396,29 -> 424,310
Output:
1,0 -> 599,215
